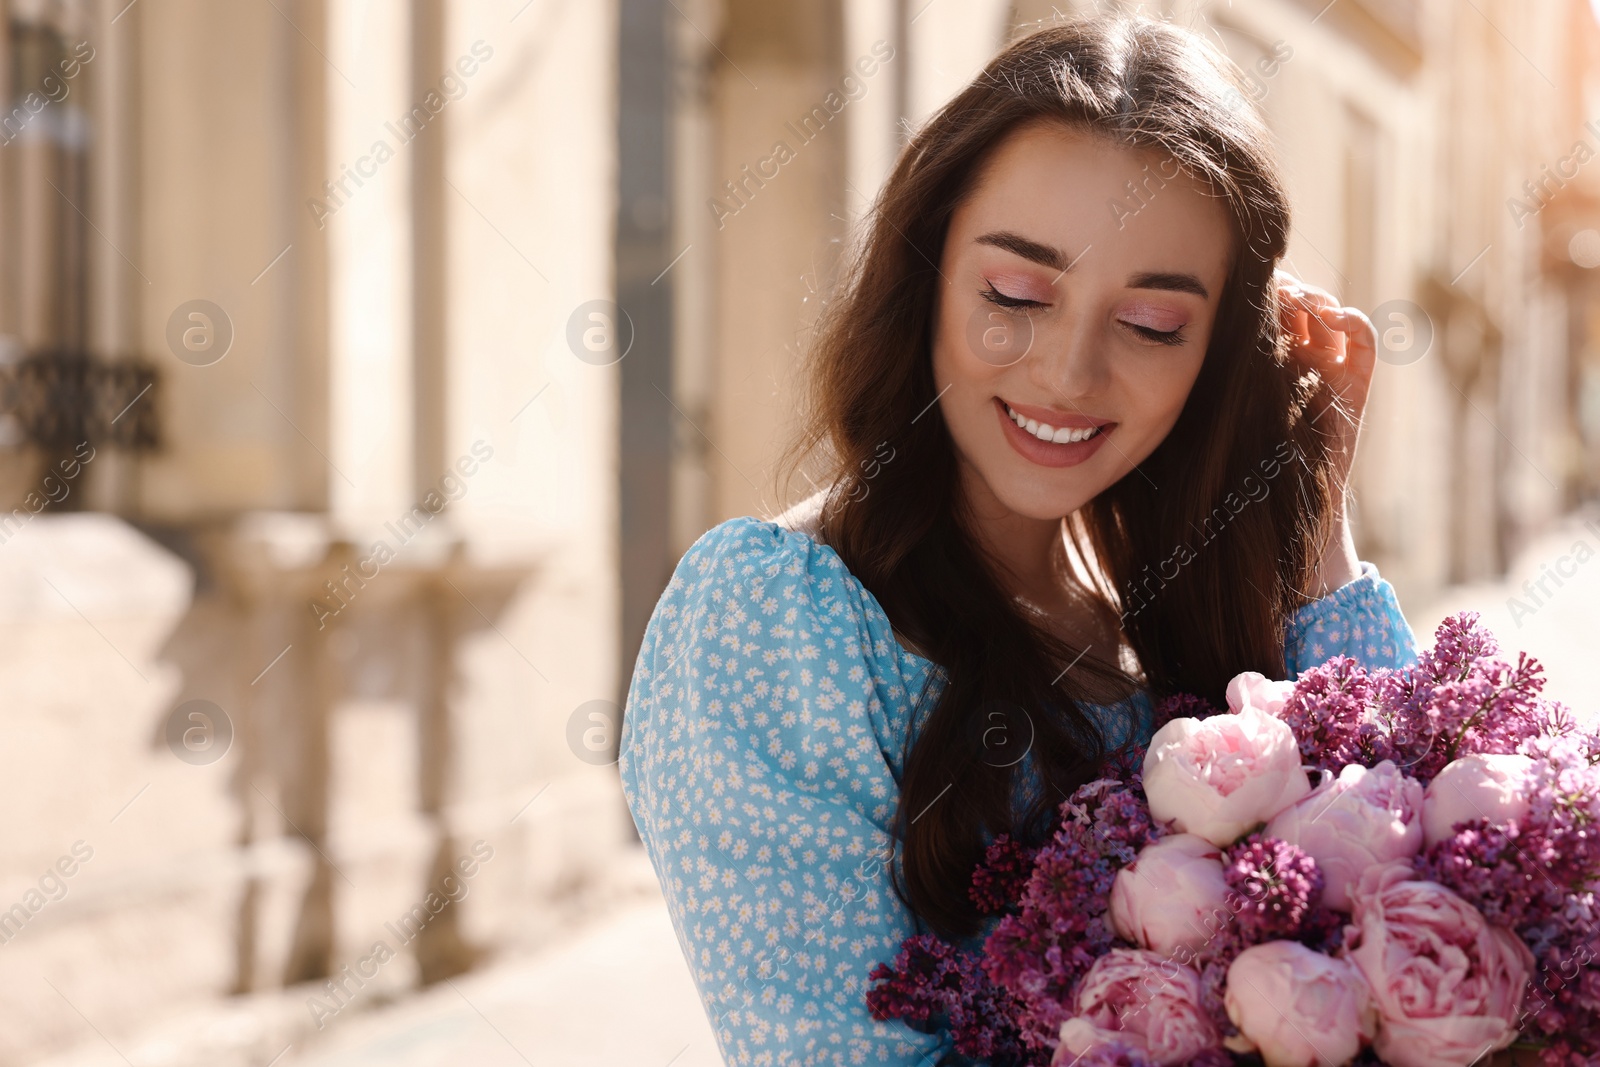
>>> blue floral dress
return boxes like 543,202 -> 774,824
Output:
618,516 -> 1418,1067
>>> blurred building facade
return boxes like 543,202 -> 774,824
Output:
0,0 -> 1596,1064
0,0 -> 629,1063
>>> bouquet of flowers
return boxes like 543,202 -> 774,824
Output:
866,613 -> 1600,1067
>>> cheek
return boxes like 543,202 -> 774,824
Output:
932,288 -> 996,387
931,304 -> 1011,452
1119,348 -> 1207,434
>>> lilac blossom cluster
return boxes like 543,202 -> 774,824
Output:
968,834 -> 1039,917
1223,835 -> 1329,945
976,777 -> 1160,1056
864,934 -> 1030,1065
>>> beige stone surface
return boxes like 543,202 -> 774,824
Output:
280,890 -> 718,1067
1410,506 -> 1600,722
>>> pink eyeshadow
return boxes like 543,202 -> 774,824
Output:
1119,303 -> 1188,332
985,272 -> 1054,304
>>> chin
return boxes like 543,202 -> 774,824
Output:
987,469 -> 1101,521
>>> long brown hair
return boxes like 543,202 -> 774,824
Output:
786,15 -> 1341,940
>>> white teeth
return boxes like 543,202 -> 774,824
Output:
1005,403 -> 1102,444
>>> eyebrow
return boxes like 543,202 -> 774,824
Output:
1126,271 -> 1210,300
973,229 -> 1211,300
975,230 -> 1066,271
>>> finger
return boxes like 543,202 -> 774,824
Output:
1279,293 -> 1334,349
1280,301 -> 1312,348
1319,306 -> 1376,368
1278,290 -> 1333,353
1302,306 -> 1345,359
1322,305 -> 1375,345
1271,267 -> 1324,291
1276,279 -> 1311,319
1283,280 -> 1339,312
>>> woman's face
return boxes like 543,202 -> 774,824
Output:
932,121 -> 1235,522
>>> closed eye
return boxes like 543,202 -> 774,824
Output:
1124,322 -> 1186,346
981,282 -> 1044,310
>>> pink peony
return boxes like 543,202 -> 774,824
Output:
1264,760 -> 1424,911
1225,671 -> 1296,718
1224,940 -> 1376,1067
1342,862 -> 1533,1067
1110,833 -> 1231,958
1057,948 -> 1221,1066
1143,706 -> 1312,846
1421,753 -> 1536,847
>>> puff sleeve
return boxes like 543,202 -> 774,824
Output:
619,517 -> 946,1067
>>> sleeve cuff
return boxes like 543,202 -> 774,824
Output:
1293,559 -> 1381,627
1286,559 -> 1419,675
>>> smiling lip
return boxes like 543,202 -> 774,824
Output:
1001,399 -> 1115,430
995,398 -> 1116,468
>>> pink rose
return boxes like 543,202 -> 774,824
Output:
1422,753 -> 1536,847
1264,760 -> 1424,911
1343,862 -> 1533,1067
1143,706 -> 1312,846
1225,941 -> 1376,1067
1110,833 -> 1231,957
1056,948 -> 1221,1066
1226,671 -> 1296,718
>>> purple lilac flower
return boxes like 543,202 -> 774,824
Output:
1518,895 -> 1600,1067
1580,725 -> 1600,767
1100,743 -> 1148,783
1416,819 -> 1573,929
1418,751 -> 1600,925
1379,613 -> 1549,781
865,934 -> 1033,1066
1152,692 -> 1221,728
866,934 -> 965,1028
947,962 -> 1032,1065
1419,609 -> 1502,675
982,778 -> 1158,1054
982,839 -> 1118,1050
1523,717 -> 1600,768
1223,835 -> 1326,945
1087,781 -> 1164,866
1196,958 -> 1238,1040
1279,655 -> 1389,771
1525,699 -> 1584,746
970,834 -> 1040,917
1530,1037 -> 1600,1067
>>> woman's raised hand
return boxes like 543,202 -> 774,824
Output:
1275,269 -> 1378,475
1274,269 -> 1375,596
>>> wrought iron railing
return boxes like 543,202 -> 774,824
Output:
0,350 -> 159,451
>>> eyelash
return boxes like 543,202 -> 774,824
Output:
1128,323 -> 1187,347
980,283 -> 1188,346
980,282 -> 1040,310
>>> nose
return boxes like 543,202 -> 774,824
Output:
1026,309 -> 1111,403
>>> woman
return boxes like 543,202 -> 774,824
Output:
620,14 -> 1416,1065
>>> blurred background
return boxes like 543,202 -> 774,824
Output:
0,0 -> 1596,1063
